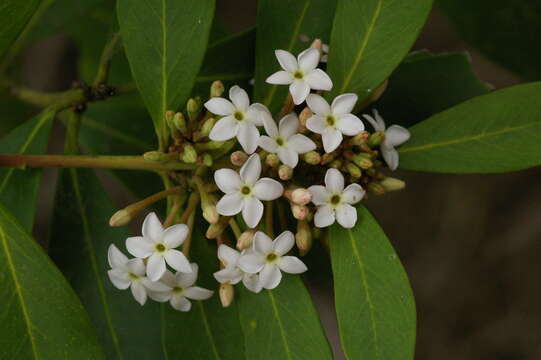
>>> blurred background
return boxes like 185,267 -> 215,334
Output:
3,1 -> 540,359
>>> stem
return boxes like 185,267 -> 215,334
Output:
279,93 -> 294,118
178,193 -> 200,224
276,200 -> 287,231
93,32 -> 121,86
265,202 -> 274,238
127,186 -> 182,213
0,154 -> 196,171
163,194 -> 187,227
183,211 -> 196,257
229,219 -> 242,239
0,77 -> 86,108
64,111 -> 82,155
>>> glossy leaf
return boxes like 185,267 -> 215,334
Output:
0,110 -> 54,228
0,0 -> 41,60
329,205 -> 416,360
0,203 -> 103,359
254,0 -> 337,114
117,0 -> 215,147
326,0 -> 433,101
399,82 -> 541,173
376,51 -> 489,128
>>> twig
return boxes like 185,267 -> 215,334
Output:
93,32 -> 121,86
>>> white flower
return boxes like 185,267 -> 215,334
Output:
205,85 -> 266,154
148,264 -> 213,311
126,212 -> 191,281
213,244 -> 262,293
308,168 -> 365,228
321,43 -> 329,63
258,113 -> 316,168
239,231 -> 307,290
214,154 -> 283,228
362,110 -> 410,171
306,93 -> 365,153
107,244 -> 169,305
266,48 -> 333,105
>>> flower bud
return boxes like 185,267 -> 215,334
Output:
181,144 -> 198,164
187,98 -> 202,122
230,151 -> 248,167
206,216 -> 231,239
380,177 -> 406,192
368,182 -> 385,195
210,80 -> 225,98
350,131 -> 369,146
144,151 -> 169,162
219,283 -> 234,308
310,38 -> 322,51
291,204 -> 308,220
298,107 -> 312,131
265,153 -> 280,167
329,159 -> 343,169
202,153 -> 213,167
321,152 -> 337,165
202,198 -> 219,224
237,229 -> 255,250
165,110 -> 175,129
296,220 -> 312,256
173,112 -> 188,134
352,153 -> 373,169
200,117 -> 215,137
109,209 -> 132,227
278,165 -> 293,180
302,151 -> 321,165
346,163 -> 362,179
368,131 -> 385,147
291,188 -> 311,205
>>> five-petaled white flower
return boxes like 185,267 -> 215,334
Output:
239,231 -> 307,289
214,154 -> 283,228
126,212 -> 192,281
213,244 -> 262,293
259,113 -> 316,168
266,48 -> 333,105
205,85 -> 266,154
362,109 -> 410,171
107,244 -> 169,305
148,264 -> 213,311
306,93 -> 365,153
308,168 -> 365,228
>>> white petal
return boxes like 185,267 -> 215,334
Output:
246,103 -> 271,126
242,197 -> 264,228
258,136 -> 279,153
385,125 -> 410,147
242,273 -> 262,293
287,134 -> 316,154
308,185 -> 329,206
218,244 -> 240,266
322,128 -> 343,153
126,258 -> 146,276
342,184 -> 365,205
130,282 -> 148,305
275,49 -> 298,72
306,93 -> 331,116
170,295 -> 191,311
337,114 -> 365,136
108,243 -> 128,268
126,236 -> 154,258
262,113 -> 279,138
273,231 -> 294,256
278,113 -> 299,138
158,270 -> 177,287
298,48 -> 320,72
162,224 -> 189,248
204,97 -> 235,116
176,263 -> 198,288
214,168 -> 241,194
305,69 -> 332,91
229,85 -> 249,111
216,192 -> 243,216
266,71 -> 294,85
289,80 -> 310,105
277,147 -> 299,168
253,178 -> 283,201
108,270 -> 130,290
142,212 -> 163,242
184,286 -> 214,300
141,278 -> 172,292
373,109 -> 387,130
164,249 -> 192,273
213,268 -> 243,284
336,204 -> 357,228
306,115 -> 326,134
148,290 -> 172,302
238,253 -> 266,273
331,93 -> 358,115
314,205 -> 336,228
260,264 -> 282,290
253,231 -> 273,255
381,145 -> 399,171
240,153 -> 261,185
363,110 -> 386,132
209,116 -> 239,142
147,253 -> 166,281
278,256 -> 308,274
325,168 -> 345,193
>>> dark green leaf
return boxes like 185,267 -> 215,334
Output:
0,110 -> 54,229
376,51 -> 489,128
326,0 -> 433,101
329,205 -> 416,360
0,203 -> 103,359
117,0 -> 215,147
0,0 -> 41,60
254,0 -> 337,114
399,82 -> 541,173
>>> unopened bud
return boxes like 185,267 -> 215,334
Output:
202,153 -> 213,167
187,98 -> 202,122
368,131 -> 385,147
231,151 -> 248,167
278,165 -> 293,180
291,204 -> 309,220
109,209 -> 132,227
237,229 -> 255,250
206,216 -> 231,239
165,110 -> 175,128
200,117 -> 215,137
368,182 -> 385,195
298,107 -> 312,130
380,177 -> 406,192
352,153 -> 373,169
144,151 -> 169,162
321,152 -> 337,165
210,80 -> 225,98
346,163 -> 362,179
182,144 -> 198,164
350,131 -> 369,146
296,220 -> 312,256
329,159 -> 343,169
173,112 -> 188,134
303,151 -> 321,165
202,199 -> 219,224
265,153 -> 280,167
291,188 -> 311,205
310,38 -> 322,51
219,283 -> 234,308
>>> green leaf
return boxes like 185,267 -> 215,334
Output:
0,0 -> 41,59
326,0 -> 433,101
0,110 -> 54,228
399,82 -> 541,173
376,51 -> 490,128
438,0 -> 541,80
0,203 -> 104,359
117,0 -> 215,148
254,0 -> 337,114
237,275 -> 332,360
329,205 -> 416,360
49,168 -> 164,359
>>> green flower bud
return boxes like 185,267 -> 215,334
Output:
278,165 -> 293,180
352,153 -> 373,169
144,151 -> 169,162
210,80 -> 225,98
368,182 -> 385,195
206,216 -> 231,239
368,131 -> 385,147
200,117 -> 215,137
109,209 -> 132,227
346,163 -> 362,179
350,131 -> 369,146
265,153 -> 280,167
165,110 -> 175,129
182,144 -> 198,164
380,177 -> 406,192
187,97 -> 202,122
173,112 -> 188,134
202,153 -> 213,167
321,152 -> 337,165
329,159 -> 343,169
302,151 -> 321,165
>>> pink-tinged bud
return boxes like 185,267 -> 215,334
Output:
296,220 -> 312,256
219,283 -> 234,308
291,204 -> 309,220
265,153 -> 280,167
236,229 -> 255,250
210,80 -> 225,98
298,107 -> 312,131
278,165 -> 293,180
350,131 -> 369,146
310,38 -> 322,51
291,188 -> 311,205
230,151 -> 248,167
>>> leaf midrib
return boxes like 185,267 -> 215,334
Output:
267,289 -> 292,360
197,302 -> 221,360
